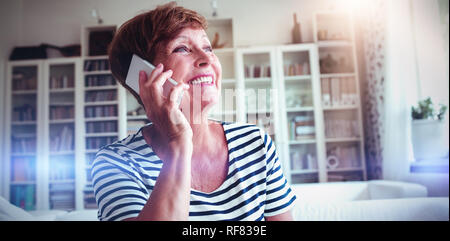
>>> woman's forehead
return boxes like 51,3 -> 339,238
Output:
171,28 -> 209,43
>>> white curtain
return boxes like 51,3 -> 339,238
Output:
382,0 -> 420,180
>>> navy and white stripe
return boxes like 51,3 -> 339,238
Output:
91,121 -> 296,221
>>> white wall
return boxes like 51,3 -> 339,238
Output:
0,0 -> 23,198
12,0 -> 351,47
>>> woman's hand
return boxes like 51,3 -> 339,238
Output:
139,63 -> 193,148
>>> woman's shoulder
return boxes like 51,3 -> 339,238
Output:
93,126 -> 153,165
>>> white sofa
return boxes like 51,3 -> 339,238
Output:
1,180 -> 448,221
290,180 -> 449,221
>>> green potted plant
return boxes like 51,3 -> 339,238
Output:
411,97 -> 448,161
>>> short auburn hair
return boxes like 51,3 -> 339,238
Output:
108,2 -> 207,106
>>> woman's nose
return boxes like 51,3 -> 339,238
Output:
194,50 -> 211,68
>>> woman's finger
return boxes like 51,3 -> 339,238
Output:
168,82 -> 189,106
144,63 -> 164,88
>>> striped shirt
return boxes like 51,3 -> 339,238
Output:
91,121 -> 296,221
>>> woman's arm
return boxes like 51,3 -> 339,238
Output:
125,67 -> 193,221
265,210 -> 294,221
126,141 -> 192,221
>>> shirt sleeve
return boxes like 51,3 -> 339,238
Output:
261,130 -> 297,217
91,149 -> 149,221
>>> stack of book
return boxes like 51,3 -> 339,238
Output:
12,157 -> 35,181
12,72 -> 37,90
10,185 -> 36,211
85,105 -> 118,118
12,104 -> 36,121
50,106 -> 74,120
50,183 -> 75,210
84,59 -> 110,72
86,121 -> 117,133
289,115 -> 315,140
49,75 -> 74,89
85,74 -> 116,87
50,126 -> 74,152
11,137 -> 36,153
85,90 -> 117,102
321,77 -> 357,107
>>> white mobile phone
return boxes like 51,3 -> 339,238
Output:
125,54 -> 182,105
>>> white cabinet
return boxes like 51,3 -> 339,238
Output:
4,56 -> 127,211
313,11 -> 367,182
275,44 -> 327,184
5,60 -> 43,211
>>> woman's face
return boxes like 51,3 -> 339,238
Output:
153,27 -> 222,115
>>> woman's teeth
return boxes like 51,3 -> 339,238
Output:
190,76 -> 213,85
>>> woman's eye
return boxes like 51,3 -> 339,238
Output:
173,46 -> 189,53
204,46 -> 213,52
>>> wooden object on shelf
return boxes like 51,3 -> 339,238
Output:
292,13 -> 302,44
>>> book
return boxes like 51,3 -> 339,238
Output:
330,77 -> 340,106
321,78 -> 331,106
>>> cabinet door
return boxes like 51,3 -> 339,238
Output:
209,48 -> 238,123
277,46 -> 323,184
237,48 -> 280,143
6,61 -> 42,210
45,59 -> 78,210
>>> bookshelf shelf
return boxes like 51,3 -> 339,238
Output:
325,137 -> 361,143
84,100 -> 119,106
291,169 -> 319,175
323,105 -> 358,111
289,139 -> 316,145
286,107 -> 314,112
12,90 -> 38,95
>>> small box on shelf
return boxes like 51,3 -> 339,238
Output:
81,25 -> 116,57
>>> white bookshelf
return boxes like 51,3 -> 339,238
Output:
81,53 -> 127,210
5,60 -> 43,211
313,11 -> 367,182
275,43 -> 326,184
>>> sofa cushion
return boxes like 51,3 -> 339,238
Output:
291,181 -> 370,202
0,196 -> 35,221
293,197 -> 449,221
55,210 -> 98,221
368,180 -> 428,199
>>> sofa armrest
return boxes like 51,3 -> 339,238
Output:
368,180 -> 428,199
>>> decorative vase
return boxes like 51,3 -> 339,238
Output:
411,119 -> 449,161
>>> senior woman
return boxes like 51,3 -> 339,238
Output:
91,2 -> 296,221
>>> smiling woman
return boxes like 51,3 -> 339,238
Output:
91,1 -> 296,221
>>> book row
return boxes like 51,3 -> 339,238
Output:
245,64 -> 271,78
85,90 -> 117,102
85,74 -> 116,87
84,59 -> 110,72
283,62 -> 310,76
324,118 -> 359,138
49,75 -> 74,89
86,136 -> 118,150
11,157 -> 36,182
12,104 -> 36,122
289,115 -> 316,140
11,137 -> 36,153
50,126 -> 74,152
86,120 -> 118,133
85,105 -> 118,118
12,72 -> 37,91
321,77 -> 358,107
10,185 -> 36,211
50,106 -> 74,120
290,152 -> 318,170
